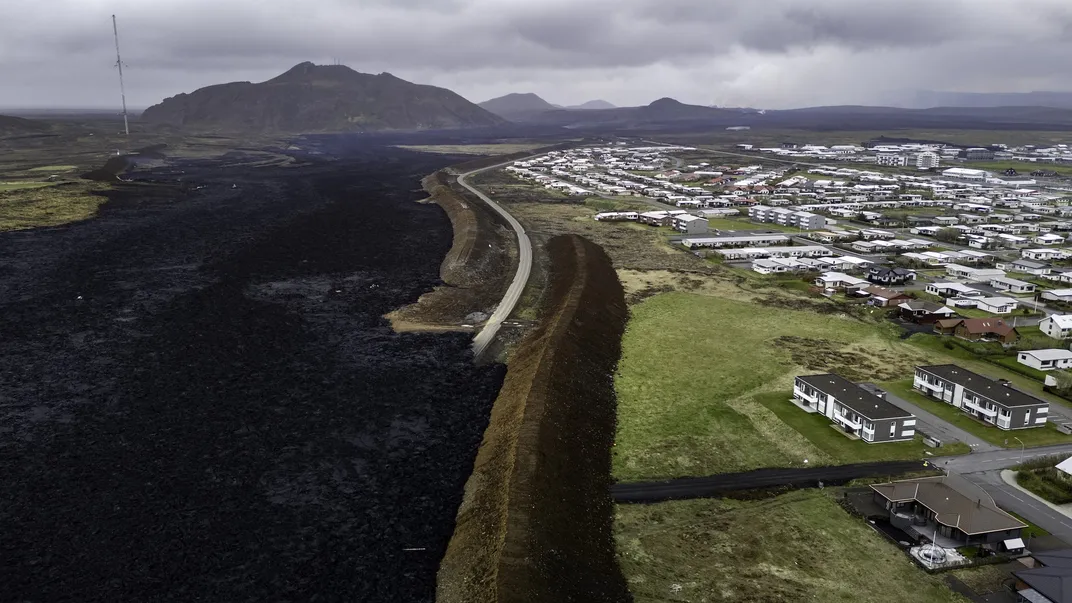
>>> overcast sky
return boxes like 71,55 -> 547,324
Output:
2,0 -> 1072,111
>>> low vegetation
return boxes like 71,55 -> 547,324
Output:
613,293 -> 941,480
1013,455 -> 1072,505
0,181 -> 109,230
615,490 -> 966,603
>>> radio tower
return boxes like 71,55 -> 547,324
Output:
112,14 -> 129,135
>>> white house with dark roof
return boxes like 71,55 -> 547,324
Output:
793,374 -> 916,443
914,364 -> 1048,429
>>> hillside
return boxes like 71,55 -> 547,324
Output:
477,93 -> 558,120
523,97 -> 744,128
568,100 -> 616,110
903,90 -> 1072,109
140,62 -> 507,133
0,115 -> 51,136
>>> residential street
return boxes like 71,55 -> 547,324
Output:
862,383 -> 1000,452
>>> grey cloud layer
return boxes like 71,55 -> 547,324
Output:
1,0 -> 1071,109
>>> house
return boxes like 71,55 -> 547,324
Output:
945,264 -> 1006,282
752,258 -> 802,274
672,213 -> 710,235
814,272 -> 870,290
898,300 -> 958,324
989,276 -> 1036,294
1040,315 -> 1072,340
1018,349 -> 1072,371
914,364 -> 1048,429
868,266 -> 916,285
864,285 -> 912,307
870,476 -> 1025,546
1014,549 -> 1072,603
1057,457 -> 1072,479
792,374 -> 916,443
1042,290 -> 1072,305
933,318 -> 1020,343
975,297 -> 1020,315
996,258 -> 1052,276
927,282 -> 980,298
1023,248 -> 1068,261
1035,233 -> 1066,246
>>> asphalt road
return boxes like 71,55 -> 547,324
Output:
457,163 -> 533,359
860,383 -> 1000,452
612,460 -> 926,503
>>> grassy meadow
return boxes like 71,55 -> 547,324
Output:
615,490 -> 967,603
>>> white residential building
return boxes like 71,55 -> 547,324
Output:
916,152 -> 940,170
1018,349 -> 1072,371
1040,315 -> 1072,340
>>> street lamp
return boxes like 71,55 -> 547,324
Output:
1014,437 -> 1025,465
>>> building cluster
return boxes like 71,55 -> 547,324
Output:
739,139 -> 1072,168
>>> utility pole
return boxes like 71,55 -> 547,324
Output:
112,14 -> 129,136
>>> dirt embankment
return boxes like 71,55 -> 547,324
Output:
386,170 -> 514,330
437,234 -> 632,603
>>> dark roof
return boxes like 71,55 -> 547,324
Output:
1015,259 -> 1050,269
942,318 -> 1018,337
916,364 -> 1049,408
864,285 -> 911,300
796,374 -> 914,421
1015,566 -> 1072,603
1035,550 -> 1072,569
871,477 -> 1025,536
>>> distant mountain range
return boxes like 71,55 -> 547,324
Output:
141,62 -> 506,133
0,115 -> 50,136
477,93 -> 558,120
900,90 -> 1072,110
478,93 -> 617,119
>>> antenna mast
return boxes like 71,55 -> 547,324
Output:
112,14 -> 129,135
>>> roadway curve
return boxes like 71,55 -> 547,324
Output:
457,163 -> 532,359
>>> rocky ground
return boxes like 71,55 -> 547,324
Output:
0,144 -> 504,602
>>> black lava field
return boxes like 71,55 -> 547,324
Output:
0,146 -> 505,602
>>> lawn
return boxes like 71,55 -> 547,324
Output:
615,490 -> 967,603
613,293 -> 943,480
879,380 -> 1072,448
755,391 -> 971,460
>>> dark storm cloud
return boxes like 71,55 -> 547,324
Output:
1,0 -> 1072,109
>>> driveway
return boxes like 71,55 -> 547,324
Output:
860,383 -> 1000,452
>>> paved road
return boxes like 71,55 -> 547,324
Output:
938,443 -> 1072,473
861,383 -> 1000,453
965,470 -> 1072,543
612,460 -> 925,503
457,163 -> 533,359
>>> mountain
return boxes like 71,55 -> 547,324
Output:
568,100 -> 616,110
520,97 -> 743,129
140,62 -> 506,133
0,115 -> 50,136
901,90 -> 1072,110
477,93 -> 558,120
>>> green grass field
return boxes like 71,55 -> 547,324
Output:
612,293 -> 1072,481
613,293 -> 947,480
615,490 -> 967,603
755,391 -> 970,460
880,381 -> 1072,448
